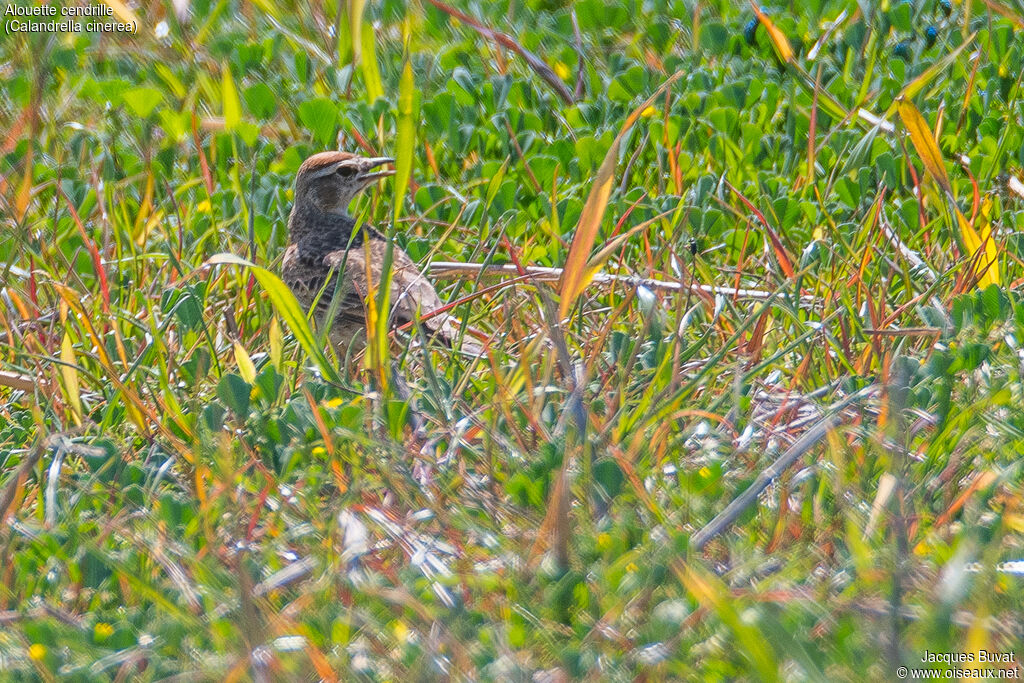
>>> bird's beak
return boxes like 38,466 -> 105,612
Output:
358,157 -> 396,182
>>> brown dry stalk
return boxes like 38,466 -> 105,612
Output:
429,261 -> 819,305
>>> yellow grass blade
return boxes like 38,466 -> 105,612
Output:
887,33 -> 977,116
897,98 -> 951,195
15,149 -> 32,221
898,98 -> 998,286
955,207 -> 999,287
349,0 -> 366,64
751,3 -> 794,64
269,316 -> 283,371
222,62 -> 241,131
558,71 -> 682,318
233,341 -> 257,384
60,331 -> 82,426
363,241 -> 388,385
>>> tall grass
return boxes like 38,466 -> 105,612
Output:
2,0 -> 1024,678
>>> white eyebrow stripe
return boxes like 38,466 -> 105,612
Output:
310,163 -> 345,179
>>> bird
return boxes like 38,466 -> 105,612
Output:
281,150 -> 480,357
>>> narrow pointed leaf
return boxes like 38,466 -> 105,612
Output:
360,23 -> 384,102
955,207 -> 1000,287
349,0 -> 366,64
206,254 -> 341,383
887,33 -> 977,115
751,3 -> 794,63
393,60 -> 416,225
233,341 -> 257,384
897,98 -> 951,195
558,71 -> 682,318
222,62 -> 242,131
898,99 -> 998,286
60,332 -> 82,426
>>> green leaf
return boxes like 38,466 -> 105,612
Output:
299,98 -> 338,147
122,87 -> 163,118
216,373 -> 251,417
594,459 -> 624,498
360,23 -> 385,102
889,2 -> 912,32
244,82 -> 278,119
393,60 -> 417,225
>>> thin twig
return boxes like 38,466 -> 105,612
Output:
428,262 -> 820,305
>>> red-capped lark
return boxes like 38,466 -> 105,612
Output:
281,151 -> 480,357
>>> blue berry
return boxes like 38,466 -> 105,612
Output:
940,0 -> 952,16
924,25 -> 938,48
893,40 -> 912,60
744,18 -> 759,45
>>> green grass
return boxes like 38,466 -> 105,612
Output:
2,0 -> 1024,679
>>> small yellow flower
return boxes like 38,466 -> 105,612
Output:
553,61 -> 571,80
28,643 -> 46,660
640,105 -> 658,118
94,622 -> 115,640
325,398 -> 344,409
597,533 -> 612,549
196,199 -> 211,213
393,620 -> 410,642
311,446 -> 326,457
626,562 -> 638,573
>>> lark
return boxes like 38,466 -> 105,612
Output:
281,151 -> 478,356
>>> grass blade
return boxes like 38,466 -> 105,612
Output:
221,62 -> 241,131
205,254 -> 341,383
558,71 -> 682,318
360,24 -> 384,102
898,98 -> 998,286
393,59 -> 416,225
897,98 -> 952,194
751,3 -> 794,63
887,33 -> 977,116
59,330 -> 82,426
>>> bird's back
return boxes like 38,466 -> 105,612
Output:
282,217 -> 474,353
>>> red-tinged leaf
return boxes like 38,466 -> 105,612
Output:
192,113 -> 214,197
15,148 -> 33,221
725,180 -> 796,279
59,185 -> 110,313
899,97 -> 999,287
897,98 -> 952,195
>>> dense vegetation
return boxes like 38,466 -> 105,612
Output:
2,0 -> 1024,678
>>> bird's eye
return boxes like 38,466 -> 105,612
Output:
336,166 -> 357,177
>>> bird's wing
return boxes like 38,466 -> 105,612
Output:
282,243 -> 365,326
316,235 -> 479,352
325,237 -> 446,329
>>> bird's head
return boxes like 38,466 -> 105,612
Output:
293,151 -> 395,213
